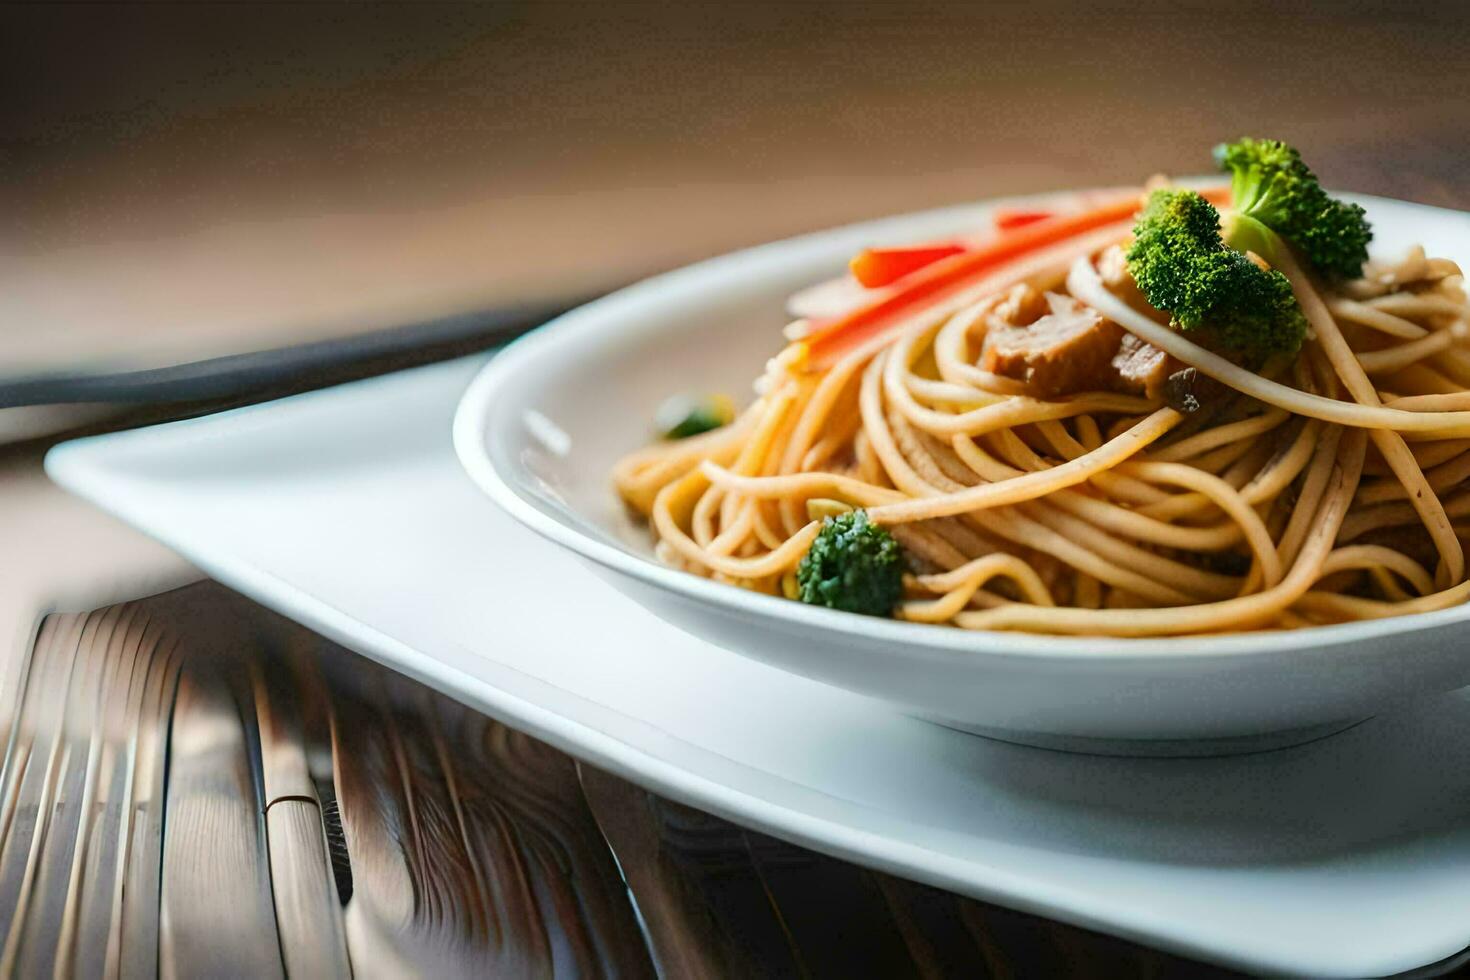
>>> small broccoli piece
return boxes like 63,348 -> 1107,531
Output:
796,509 -> 905,617
656,393 -> 735,440
1127,189 -> 1307,359
1215,137 -> 1372,280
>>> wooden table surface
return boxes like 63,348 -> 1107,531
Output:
4,4 -> 1470,975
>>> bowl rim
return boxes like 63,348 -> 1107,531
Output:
453,188 -> 1470,664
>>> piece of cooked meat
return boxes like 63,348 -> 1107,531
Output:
980,293 -> 1124,398
1162,365 -> 1230,414
991,282 -> 1047,326
1111,333 -> 1174,399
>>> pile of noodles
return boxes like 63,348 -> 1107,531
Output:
612,193 -> 1470,636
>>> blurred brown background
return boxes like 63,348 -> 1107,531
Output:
4,1 -> 1469,375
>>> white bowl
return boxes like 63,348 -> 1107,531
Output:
454,188 -> 1470,753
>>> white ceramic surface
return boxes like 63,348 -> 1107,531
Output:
44,356 -> 1470,977
454,190 -> 1470,748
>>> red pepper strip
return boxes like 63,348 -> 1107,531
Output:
993,208 -> 1053,231
802,184 -> 1232,371
850,244 -> 966,288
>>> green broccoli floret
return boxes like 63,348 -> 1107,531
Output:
1127,189 -> 1307,359
1214,137 -> 1372,280
796,509 -> 905,617
655,393 -> 736,440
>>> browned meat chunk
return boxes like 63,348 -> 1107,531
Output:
1163,366 -> 1229,414
991,282 -> 1048,326
980,294 -> 1123,398
1111,333 -> 1173,399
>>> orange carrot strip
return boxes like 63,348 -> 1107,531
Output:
993,208 -> 1054,231
850,244 -> 966,288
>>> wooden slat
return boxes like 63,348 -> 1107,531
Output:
119,627 -> 181,980
0,613 -> 85,972
266,800 -> 352,979
0,611 -> 43,841
72,605 -> 158,979
0,616 -> 57,941
16,605 -> 126,977
159,664 -> 283,978
253,658 -> 352,977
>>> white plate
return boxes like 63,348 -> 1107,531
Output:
453,190 -> 1470,748
45,355 -> 1470,977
